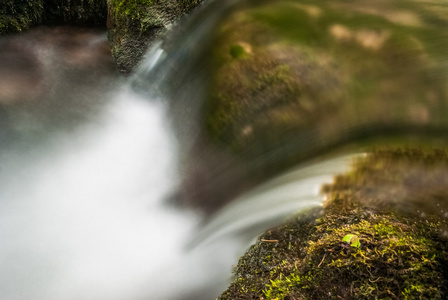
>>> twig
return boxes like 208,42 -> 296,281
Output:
317,253 -> 327,268
387,290 -> 399,300
260,239 -> 279,242
369,277 -> 382,283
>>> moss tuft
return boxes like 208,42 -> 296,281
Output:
112,0 -> 153,21
229,44 -> 246,59
107,0 -> 203,73
218,148 -> 448,299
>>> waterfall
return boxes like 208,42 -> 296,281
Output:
0,27 -> 199,299
0,25 -> 354,300
0,80 -> 199,299
3,0 -> 446,298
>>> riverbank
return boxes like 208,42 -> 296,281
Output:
219,148 -> 448,299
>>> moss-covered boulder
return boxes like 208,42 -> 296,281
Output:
219,148 -> 448,299
178,0 -> 448,212
0,0 -> 107,35
205,0 -> 448,163
107,0 -> 203,73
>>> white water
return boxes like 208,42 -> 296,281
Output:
0,17 -> 356,300
192,155 -> 356,249
0,87 -> 199,299
0,74 -> 354,299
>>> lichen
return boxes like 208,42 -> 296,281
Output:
218,148 -> 448,299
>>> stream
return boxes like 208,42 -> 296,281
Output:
0,24 -> 352,300
1,0 -> 448,299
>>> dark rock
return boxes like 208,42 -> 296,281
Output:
0,0 -> 107,35
219,149 -> 448,299
176,0 -> 448,213
0,0 -> 44,34
43,0 -> 107,28
106,0 -> 204,74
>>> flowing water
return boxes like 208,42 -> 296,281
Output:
0,25 -> 352,300
1,0 -> 448,299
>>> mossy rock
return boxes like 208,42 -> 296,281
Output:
0,0 -> 44,35
107,0 -> 204,73
218,148 -> 448,299
177,0 -> 448,212
203,0 -> 448,173
0,0 -> 107,35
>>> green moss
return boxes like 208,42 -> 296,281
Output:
109,0 -> 202,36
0,0 -> 107,35
229,45 -> 247,59
197,0 -> 448,205
107,0 -> 203,73
112,0 -> 153,21
218,148 -> 448,299
204,33 -> 341,154
204,0 -> 448,148
0,0 -> 43,35
258,212 -> 446,299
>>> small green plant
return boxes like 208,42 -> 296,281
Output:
229,45 -> 246,59
342,234 -> 361,248
219,149 -> 448,299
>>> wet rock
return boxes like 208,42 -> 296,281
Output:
219,149 -> 448,299
176,0 -> 448,212
107,0 -> 204,74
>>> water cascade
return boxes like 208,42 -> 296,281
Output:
1,0 -> 448,299
0,20 -> 353,300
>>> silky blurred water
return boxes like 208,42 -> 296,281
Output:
1,0 -> 447,298
0,25 -> 352,299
